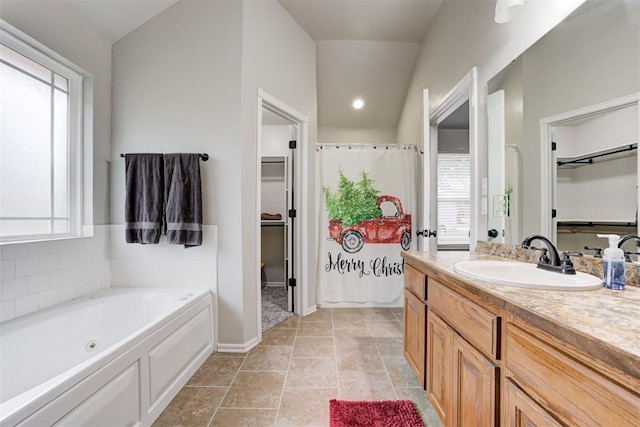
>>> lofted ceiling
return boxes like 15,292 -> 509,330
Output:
61,0 -> 445,131
62,0 -> 180,43
279,0 -> 444,131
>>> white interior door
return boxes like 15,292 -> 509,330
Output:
487,90 -> 506,243
420,89 -> 438,251
284,154 -> 292,312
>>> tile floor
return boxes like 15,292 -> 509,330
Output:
153,307 -> 443,427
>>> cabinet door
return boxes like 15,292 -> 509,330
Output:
506,321 -> 640,426
453,334 -> 498,426
427,310 -> 453,426
403,288 -> 426,387
504,380 -> 563,427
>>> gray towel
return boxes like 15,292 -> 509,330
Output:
164,153 -> 203,247
125,154 -> 164,244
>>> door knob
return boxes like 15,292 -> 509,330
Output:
488,229 -> 499,238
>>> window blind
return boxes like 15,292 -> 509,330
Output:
437,153 -> 470,245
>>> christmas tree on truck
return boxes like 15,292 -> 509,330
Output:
323,170 -> 411,254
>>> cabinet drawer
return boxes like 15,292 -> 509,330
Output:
428,279 -> 499,359
404,264 -> 427,301
505,322 -> 640,426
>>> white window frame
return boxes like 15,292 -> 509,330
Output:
0,21 -> 93,244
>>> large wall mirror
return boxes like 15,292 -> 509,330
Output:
486,0 -> 640,259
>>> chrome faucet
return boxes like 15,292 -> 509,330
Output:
617,234 -> 640,262
521,235 -> 578,275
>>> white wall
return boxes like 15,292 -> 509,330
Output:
554,106 -> 638,157
110,0 -> 244,346
555,105 -> 638,223
557,155 -> 636,222
262,125 -> 293,157
0,1 -> 112,224
261,125 -> 288,218
110,225 -> 217,290
241,0 -> 317,339
397,0 -> 586,242
319,127 -> 397,145
110,0 -> 316,348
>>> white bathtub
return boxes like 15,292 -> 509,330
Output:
0,287 -> 214,426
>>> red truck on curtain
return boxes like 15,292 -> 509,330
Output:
328,195 -> 411,254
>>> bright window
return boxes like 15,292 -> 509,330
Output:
437,153 -> 470,247
0,26 -> 85,242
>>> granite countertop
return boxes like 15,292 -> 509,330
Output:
401,250 -> 640,380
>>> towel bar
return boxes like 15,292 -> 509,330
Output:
120,153 -> 209,161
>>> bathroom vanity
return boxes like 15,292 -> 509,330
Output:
402,251 -> 640,426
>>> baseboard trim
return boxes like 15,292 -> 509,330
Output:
317,301 -> 403,308
302,305 -> 317,317
216,336 -> 259,353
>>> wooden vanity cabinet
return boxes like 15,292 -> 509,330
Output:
504,319 -> 640,426
426,279 -> 500,427
504,379 -> 563,427
403,264 -> 427,387
454,333 -> 499,426
403,258 -> 640,426
426,309 -> 453,424
404,288 -> 426,387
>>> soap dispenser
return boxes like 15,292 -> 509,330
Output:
597,234 -> 625,290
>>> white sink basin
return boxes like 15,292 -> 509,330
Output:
453,260 -> 603,291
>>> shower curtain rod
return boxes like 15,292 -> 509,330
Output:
120,153 -> 209,161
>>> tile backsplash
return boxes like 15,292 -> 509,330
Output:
109,225 -> 217,292
1,225 -> 218,323
1,226 -> 111,322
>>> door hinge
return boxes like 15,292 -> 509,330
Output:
552,142 -> 557,151
289,140 -> 297,149
288,209 -> 296,218
552,209 -> 557,218
288,278 -> 297,288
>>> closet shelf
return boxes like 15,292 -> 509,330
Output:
261,156 -> 286,164
261,220 -> 285,226
557,142 -> 637,168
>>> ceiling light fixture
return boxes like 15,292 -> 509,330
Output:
494,0 -> 524,24
352,97 -> 365,110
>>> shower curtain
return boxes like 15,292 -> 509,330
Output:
316,145 -> 417,305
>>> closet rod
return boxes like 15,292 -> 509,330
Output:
557,220 -> 637,227
120,153 -> 209,161
316,143 -> 418,151
556,143 -> 636,166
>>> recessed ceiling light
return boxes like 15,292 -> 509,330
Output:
352,97 -> 365,110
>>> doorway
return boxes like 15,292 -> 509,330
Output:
419,68 -> 479,252
260,126 -> 293,331
540,93 -> 640,251
256,90 -> 310,339
436,101 -> 471,251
